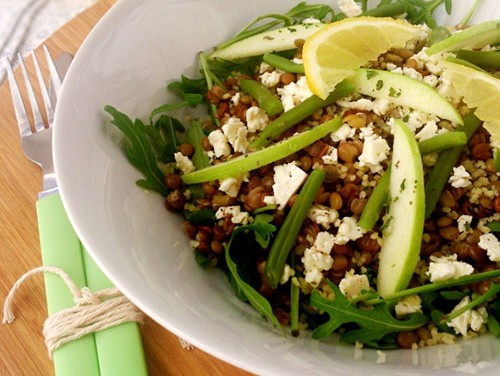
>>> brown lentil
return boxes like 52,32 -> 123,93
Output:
244,186 -> 267,211
471,143 -> 493,160
329,192 -> 343,211
494,196 -> 500,213
350,198 -> 367,217
338,141 -> 360,163
210,240 -> 224,254
331,254 -> 349,272
436,216 -> 453,227
355,233 -> 380,254
474,280 -> 492,295
178,142 -> 194,156
201,136 -> 213,151
206,85 -> 225,103
438,189 -> 456,209
438,226 -> 460,241
165,173 -> 182,190
202,182 -> 217,196
323,165 -> 339,185
182,221 -> 197,239
165,190 -> 185,212
469,243 -> 487,263
396,331 -> 418,349
280,72 -> 296,85
343,113 -> 368,129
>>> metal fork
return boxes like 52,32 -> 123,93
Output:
6,46 -> 64,198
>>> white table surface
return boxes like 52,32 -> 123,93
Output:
0,0 -> 97,82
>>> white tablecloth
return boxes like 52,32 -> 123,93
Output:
0,0 -> 97,82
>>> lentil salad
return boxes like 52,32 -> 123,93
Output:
105,0 -> 500,349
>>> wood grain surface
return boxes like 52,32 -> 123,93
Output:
0,1 -> 251,375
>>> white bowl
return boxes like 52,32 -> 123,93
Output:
53,0 -> 500,374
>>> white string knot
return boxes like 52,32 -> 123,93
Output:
3,266 -> 144,358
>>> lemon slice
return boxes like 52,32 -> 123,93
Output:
302,16 -> 426,99
442,61 -> 500,148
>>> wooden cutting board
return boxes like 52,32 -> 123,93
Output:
0,1 -> 251,375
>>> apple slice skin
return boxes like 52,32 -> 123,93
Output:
377,120 -> 425,298
349,68 -> 463,125
425,20 -> 500,56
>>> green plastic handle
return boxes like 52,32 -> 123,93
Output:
37,193 -> 148,376
37,193 -> 100,376
82,250 -> 148,376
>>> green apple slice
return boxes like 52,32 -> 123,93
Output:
377,119 -> 425,298
209,23 -> 325,61
426,20 -> 500,56
349,68 -> 463,125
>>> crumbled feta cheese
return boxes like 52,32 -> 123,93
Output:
457,215 -> 473,233
334,217 -> 365,245
339,270 -> 370,299
301,232 -> 335,287
447,296 -> 488,336
304,268 -> 324,287
230,92 -> 240,105
322,146 -> 338,165
427,254 -> 474,282
272,162 -> 308,210
277,76 -> 313,111
376,350 -> 386,364
263,195 -> 277,206
308,205 -> 339,230
222,117 -> 249,153
358,135 -> 390,173
423,74 -> 439,88
218,176 -> 244,198
313,231 -> 336,254
478,233 -> 500,262
395,295 -> 422,317
246,106 -> 269,133
280,264 -> 295,285
404,110 -> 437,134
302,18 -> 321,24
337,98 -> 373,112
215,205 -> 250,224
259,70 -> 282,87
259,62 -> 272,74
337,0 -> 362,17
449,165 -> 472,188
331,123 -> 356,142
174,152 -> 195,174
372,98 -> 391,116
413,48 -> 454,76
208,129 -> 230,157
415,120 -> 439,141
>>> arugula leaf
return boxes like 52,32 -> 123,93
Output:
186,208 -> 215,224
105,105 -> 167,195
183,120 -> 210,170
215,2 -> 335,51
225,223 -> 280,328
440,290 -> 467,301
146,115 -> 184,163
310,281 -> 428,345
487,220 -> 500,232
252,213 -> 276,248
487,298 -> 500,338
194,250 -> 211,267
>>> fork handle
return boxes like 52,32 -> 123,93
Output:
37,193 -> 100,376
37,193 -> 148,376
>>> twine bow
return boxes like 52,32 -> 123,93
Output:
3,266 -> 144,358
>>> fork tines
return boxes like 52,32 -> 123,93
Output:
6,46 -> 62,136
